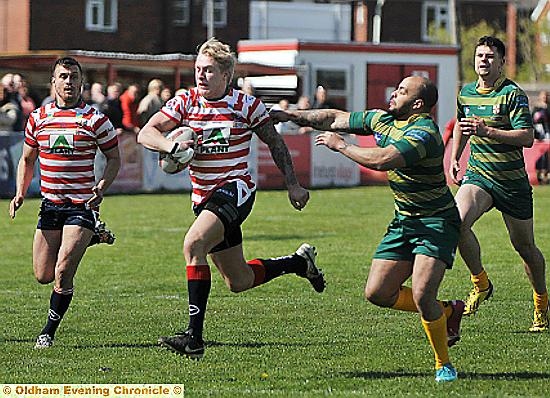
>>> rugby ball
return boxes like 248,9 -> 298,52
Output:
159,127 -> 196,174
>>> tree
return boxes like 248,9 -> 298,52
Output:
516,16 -> 547,83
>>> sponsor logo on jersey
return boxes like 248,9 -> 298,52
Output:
203,128 -> 228,146
49,134 -> 74,155
197,122 -> 233,154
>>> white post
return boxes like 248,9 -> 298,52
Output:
372,0 -> 385,45
448,0 -> 457,45
207,0 -> 214,39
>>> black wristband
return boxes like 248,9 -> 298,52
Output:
169,142 -> 179,155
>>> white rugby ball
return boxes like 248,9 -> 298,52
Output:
159,127 -> 196,174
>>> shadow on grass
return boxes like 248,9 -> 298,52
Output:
343,371 -> 428,379
342,370 -> 550,380
72,342 -> 158,349
2,338 -> 157,350
4,338 -> 314,350
460,371 -> 550,380
246,234 -> 304,241
205,340 -> 319,348
3,338 -> 35,344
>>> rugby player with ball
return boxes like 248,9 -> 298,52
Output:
137,38 -> 325,359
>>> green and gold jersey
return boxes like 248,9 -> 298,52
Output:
457,76 -> 533,188
349,110 -> 455,217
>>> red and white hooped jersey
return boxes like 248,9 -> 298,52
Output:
161,87 -> 270,205
25,101 -> 118,204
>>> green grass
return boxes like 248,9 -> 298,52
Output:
1,186 -> 550,397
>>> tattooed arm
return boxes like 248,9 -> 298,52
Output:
270,108 -> 352,132
253,120 -> 310,210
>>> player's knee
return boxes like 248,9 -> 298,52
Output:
183,234 -> 208,259
364,286 -> 392,308
35,273 -> 54,284
55,267 -> 74,287
515,242 -> 542,263
227,279 -> 249,293
412,291 -> 431,311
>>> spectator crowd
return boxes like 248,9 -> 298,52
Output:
0,73 -> 176,136
1,70 -> 345,138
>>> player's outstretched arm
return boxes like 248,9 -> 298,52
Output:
315,132 -> 404,171
270,108 -> 351,132
254,121 -> 309,210
10,144 -> 38,219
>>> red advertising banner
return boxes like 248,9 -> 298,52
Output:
256,135 -> 311,189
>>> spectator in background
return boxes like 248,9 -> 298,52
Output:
1,73 -> 23,131
312,85 -> 335,109
102,83 -> 124,133
0,86 -> 19,132
1,73 -> 14,93
41,84 -> 56,106
161,87 -> 172,105
294,95 -> 313,134
137,78 -> 163,127
272,98 -> 296,134
16,76 -> 36,128
532,90 -> 550,184
81,83 -> 93,105
120,83 -> 140,133
91,82 -> 106,110
297,95 -> 311,111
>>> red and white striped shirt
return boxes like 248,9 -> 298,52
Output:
25,101 -> 118,204
161,88 -> 270,205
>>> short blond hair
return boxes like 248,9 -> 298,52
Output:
198,37 -> 236,83
147,78 -> 163,93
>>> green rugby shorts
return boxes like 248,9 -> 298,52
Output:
373,207 -> 461,268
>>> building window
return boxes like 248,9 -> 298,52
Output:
202,0 -> 227,28
173,0 -> 190,26
314,68 -> 349,110
422,1 -> 449,42
86,0 -> 117,32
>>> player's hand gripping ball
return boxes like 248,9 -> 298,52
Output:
159,127 -> 196,174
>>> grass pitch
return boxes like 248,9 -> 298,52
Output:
2,186 -> 550,397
